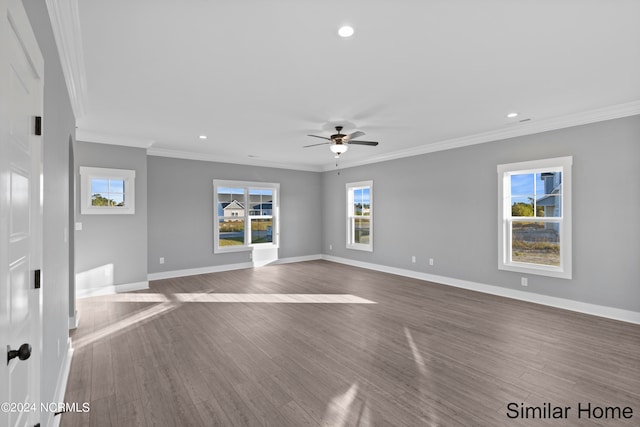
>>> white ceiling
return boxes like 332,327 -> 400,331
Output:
65,0 -> 640,171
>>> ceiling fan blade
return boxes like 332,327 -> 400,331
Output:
348,140 -> 379,146
303,142 -> 331,148
307,134 -> 332,141
346,131 -> 365,140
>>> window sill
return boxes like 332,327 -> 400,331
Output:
499,262 -> 571,280
214,243 -> 279,254
347,244 -> 373,252
81,207 -> 135,215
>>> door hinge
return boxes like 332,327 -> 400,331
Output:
34,269 -> 41,289
35,116 -> 42,136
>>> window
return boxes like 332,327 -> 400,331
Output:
346,181 -> 373,251
497,156 -> 572,279
213,180 -> 279,253
79,167 -> 136,215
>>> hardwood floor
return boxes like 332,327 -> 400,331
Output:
63,260 -> 640,426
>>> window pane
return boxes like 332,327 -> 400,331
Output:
511,174 -> 536,217
249,192 -> 262,215
510,174 -> 534,197
511,196 -> 535,217
110,193 -> 125,206
536,195 -> 561,217
352,186 -> 371,217
511,221 -> 560,266
219,218 -> 245,246
354,188 -> 363,205
109,179 -> 125,193
91,178 -> 109,193
251,218 -> 273,244
352,188 -> 360,216
354,217 -> 370,244
92,193 -> 114,206
361,187 -> 371,216
353,201 -> 363,216
249,189 -> 273,216
218,187 -> 245,218
536,172 -> 562,195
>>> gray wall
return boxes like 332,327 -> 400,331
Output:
75,142 -> 148,287
147,156 -> 322,273
23,0 -> 74,424
322,115 -> 640,312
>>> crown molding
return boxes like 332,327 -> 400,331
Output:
146,147 -> 324,172
77,131 -> 323,171
324,100 -> 640,172
76,129 -> 155,149
78,100 -> 640,173
45,0 -> 88,119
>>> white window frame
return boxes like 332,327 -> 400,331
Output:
497,156 -> 572,279
79,166 -> 136,215
213,180 -> 280,254
346,180 -> 373,252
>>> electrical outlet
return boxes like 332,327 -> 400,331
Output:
521,277 -> 528,286
429,258 -> 434,266
411,256 -> 416,263
159,257 -> 165,264
329,244 -> 333,250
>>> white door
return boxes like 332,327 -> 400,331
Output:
0,0 -> 44,426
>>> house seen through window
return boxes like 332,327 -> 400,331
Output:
214,180 -> 279,253
498,157 -> 572,279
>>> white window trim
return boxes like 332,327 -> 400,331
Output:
497,156 -> 572,279
213,179 -> 280,254
79,166 -> 136,215
346,180 -> 373,252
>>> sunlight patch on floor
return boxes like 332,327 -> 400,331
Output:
404,326 -> 428,376
92,292 -> 376,304
404,325 -> 440,425
174,293 -> 377,304
93,293 -> 171,302
73,292 -> 375,350
73,301 -> 179,349
321,383 -> 362,427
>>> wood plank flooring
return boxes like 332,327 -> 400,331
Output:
63,260 -> 640,426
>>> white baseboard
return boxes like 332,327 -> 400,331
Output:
76,280 -> 149,298
47,338 -> 74,427
321,255 -> 640,325
147,254 -> 323,281
145,254 -> 639,324
148,262 -> 254,281
68,310 -> 79,329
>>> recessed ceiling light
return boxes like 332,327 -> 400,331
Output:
338,26 -> 354,38
199,135 -> 207,140
506,112 -> 519,118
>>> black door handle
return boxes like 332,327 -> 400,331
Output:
7,343 -> 31,365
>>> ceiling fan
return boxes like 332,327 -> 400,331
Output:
304,126 -> 379,157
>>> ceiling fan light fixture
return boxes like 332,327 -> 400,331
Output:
330,144 -> 348,154
338,26 -> 354,38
